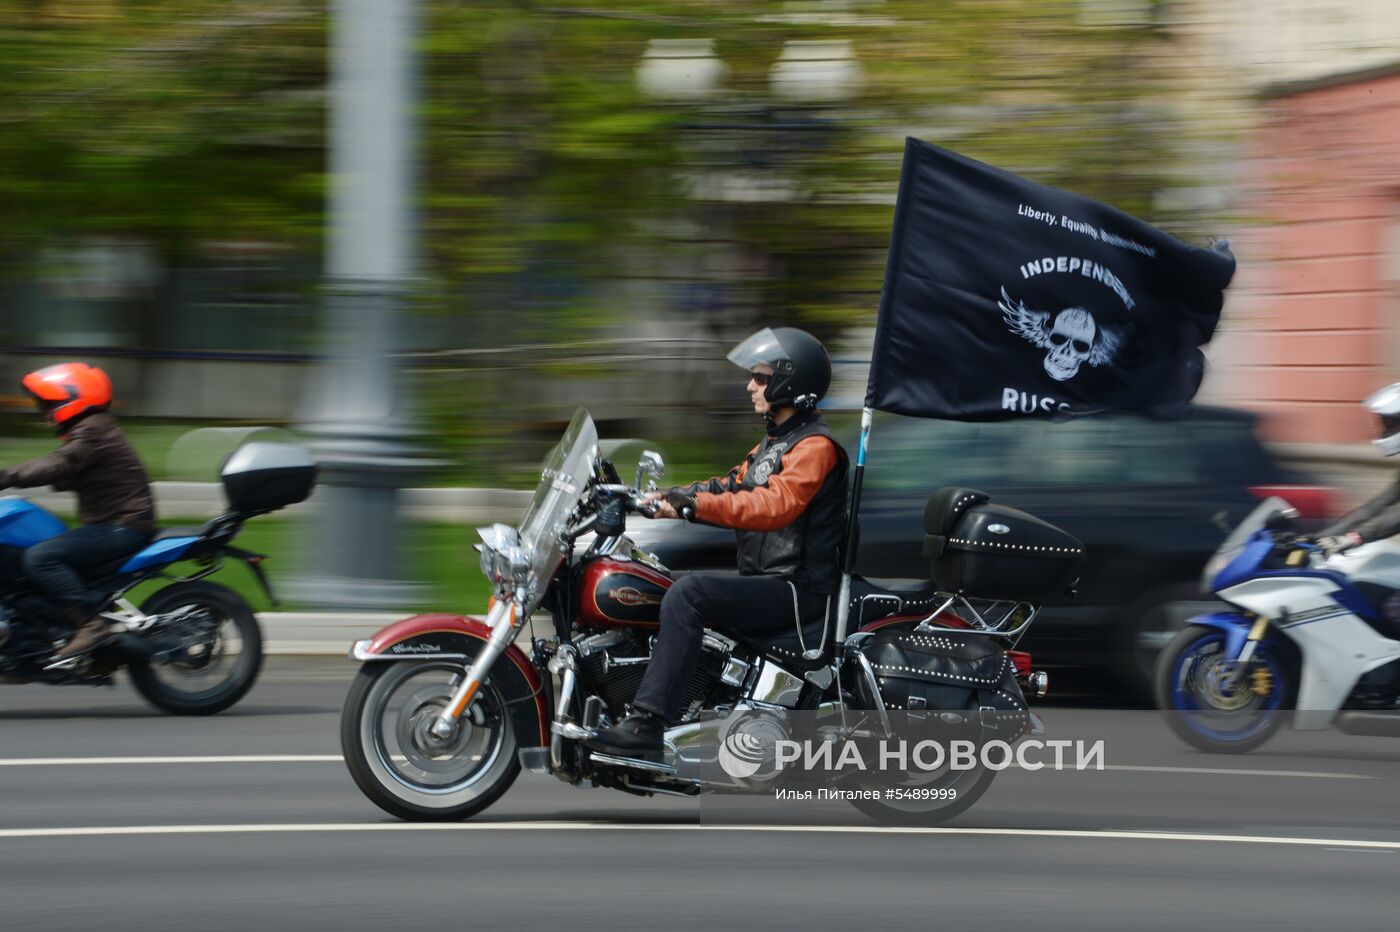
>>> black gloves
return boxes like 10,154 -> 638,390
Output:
663,488 -> 697,521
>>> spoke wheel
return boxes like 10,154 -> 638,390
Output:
840,707 -> 999,826
342,661 -> 519,821
129,582 -> 262,715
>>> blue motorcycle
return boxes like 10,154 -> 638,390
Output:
0,443 -> 316,715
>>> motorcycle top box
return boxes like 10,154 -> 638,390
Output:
922,487 -> 1084,603
221,443 -> 318,515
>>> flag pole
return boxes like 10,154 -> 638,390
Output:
832,405 -> 873,663
830,138 -> 904,670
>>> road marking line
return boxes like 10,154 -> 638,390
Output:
1101,765 -> 1375,780
2,823 -> 1400,849
0,756 -> 343,766
1324,847 -> 1395,854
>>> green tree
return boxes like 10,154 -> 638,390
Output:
0,1 -> 1204,482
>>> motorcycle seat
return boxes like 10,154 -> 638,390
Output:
78,527 -> 208,582
152,526 -> 206,542
737,620 -> 835,673
728,578 -> 950,672
849,575 -> 945,628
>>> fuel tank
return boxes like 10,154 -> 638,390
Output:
0,498 -> 66,549
577,555 -> 673,629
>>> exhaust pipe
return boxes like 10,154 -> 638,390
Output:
110,632 -> 184,661
109,632 -> 159,660
1335,711 -> 1400,738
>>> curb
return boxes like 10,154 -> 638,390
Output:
256,612 -> 536,656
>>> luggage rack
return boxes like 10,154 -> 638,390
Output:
914,592 -> 1038,643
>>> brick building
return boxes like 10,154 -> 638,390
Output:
1216,66 -> 1400,444
1189,2 -> 1400,446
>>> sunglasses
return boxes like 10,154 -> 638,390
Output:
748,371 -> 772,387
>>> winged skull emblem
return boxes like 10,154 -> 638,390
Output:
998,287 -> 1125,382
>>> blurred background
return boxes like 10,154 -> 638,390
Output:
1,0 -> 1397,693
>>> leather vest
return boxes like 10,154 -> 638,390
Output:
733,413 -> 848,594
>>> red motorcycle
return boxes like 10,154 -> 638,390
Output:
341,410 -> 1077,824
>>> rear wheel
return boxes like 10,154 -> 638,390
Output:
839,673 -> 999,826
1154,624 -> 1290,753
341,660 -> 520,821
129,581 -> 262,715
846,754 -> 997,826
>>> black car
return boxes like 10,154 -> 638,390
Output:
629,406 -> 1339,698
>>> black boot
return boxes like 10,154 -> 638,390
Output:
585,707 -> 665,762
45,608 -> 114,669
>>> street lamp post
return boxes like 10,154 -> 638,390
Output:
291,0 -> 429,609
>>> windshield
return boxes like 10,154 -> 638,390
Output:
516,408 -> 598,613
1200,496 -> 1290,590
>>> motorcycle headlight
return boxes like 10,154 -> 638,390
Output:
475,523 -> 529,597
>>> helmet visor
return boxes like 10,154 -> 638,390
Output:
726,328 -> 790,372
1366,383 -> 1400,415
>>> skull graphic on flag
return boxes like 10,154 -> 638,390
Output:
998,287 -> 1125,382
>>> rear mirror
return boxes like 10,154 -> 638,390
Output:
636,450 -> 665,491
1264,507 -> 1299,532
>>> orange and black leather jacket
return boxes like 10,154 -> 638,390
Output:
681,411 -> 848,593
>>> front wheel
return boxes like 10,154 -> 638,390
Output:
129,581 -> 263,715
1154,624 -> 1291,754
341,661 -> 520,821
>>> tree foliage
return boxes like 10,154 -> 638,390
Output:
1,1 -> 1190,343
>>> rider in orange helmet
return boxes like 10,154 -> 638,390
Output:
0,363 -> 156,664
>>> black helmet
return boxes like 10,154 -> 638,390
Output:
727,326 -> 831,412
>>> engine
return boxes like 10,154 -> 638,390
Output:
574,628 -> 746,719
1348,659 -> 1400,710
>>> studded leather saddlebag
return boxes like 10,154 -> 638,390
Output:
851,627 -> 1028,732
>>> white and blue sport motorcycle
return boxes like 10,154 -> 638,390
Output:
1155,497 -> 1400,753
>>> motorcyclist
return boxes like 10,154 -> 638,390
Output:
0,363 -> 156,664
1315,383 -> 1400,558
586,327 -> 848,761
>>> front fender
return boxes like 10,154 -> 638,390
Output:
350,613 -> 549,747
1186,611 -> 1254,661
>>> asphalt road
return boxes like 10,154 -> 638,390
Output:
1,659 -> 1398,931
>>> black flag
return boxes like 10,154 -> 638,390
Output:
866,138 -> 1236,420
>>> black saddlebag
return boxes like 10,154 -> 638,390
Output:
921,487 -> 1084,603
851,627 -> 1028,729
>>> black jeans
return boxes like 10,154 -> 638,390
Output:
0,545 -> 25,590
21,524 -> 149,614
632,573 -> 831,721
